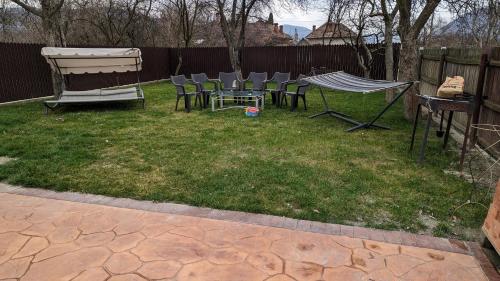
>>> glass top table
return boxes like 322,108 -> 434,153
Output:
211,90 -> 265,111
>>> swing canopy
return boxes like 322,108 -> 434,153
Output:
303,71 -> 410,94
41,47 -> 142,75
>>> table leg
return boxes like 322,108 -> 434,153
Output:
443,111 -> 454,150
459,114 -> 472,171
410,104 -> 421,152
418,111 -> 433,164
184,95 -> 191,113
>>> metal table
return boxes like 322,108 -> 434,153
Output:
409,95 -> 474,171
211,90 -> 265,111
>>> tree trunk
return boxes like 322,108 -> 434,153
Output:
384,24 -> 395,103
227,44 -> 242,78
398,35 -> 419,120
41,12 -> 63,97
175,48 -> 183,75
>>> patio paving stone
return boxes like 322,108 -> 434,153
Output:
0,191 -> 492,281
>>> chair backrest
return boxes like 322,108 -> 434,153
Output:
171,75 -> 187,95
271,72 -> 290,91
191,73 -> 209,91
247,72 -> 267,91
219,72 -> 239,90
296,74 -> 309,95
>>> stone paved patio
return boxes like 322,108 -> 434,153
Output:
0,192 -> 490,281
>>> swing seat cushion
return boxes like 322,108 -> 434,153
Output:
45,87 -> 143,105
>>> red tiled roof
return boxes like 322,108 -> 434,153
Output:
305,22 -> 355,40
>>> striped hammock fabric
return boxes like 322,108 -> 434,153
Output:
303,71 -> 411,94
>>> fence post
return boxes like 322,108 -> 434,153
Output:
417,47 -> 424,81
470,48 -> 490,146
437,47 -> 447,86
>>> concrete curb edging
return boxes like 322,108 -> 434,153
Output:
0,183 -> 473,255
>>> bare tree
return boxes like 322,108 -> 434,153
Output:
327,0 -> 381,78
447,0 -> 499,48
370,0 -> 398,101
10,0 -> 66,46
74,0 -> 153,46
213,0 -> 267,77
396,0 -> 441,119
166,0 -> 206,74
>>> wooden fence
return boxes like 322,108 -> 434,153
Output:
0,42 -> 398,102
418,47 -> 500,157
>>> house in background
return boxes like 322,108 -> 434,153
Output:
299,22 -> 356,46
193,17 -> 295,47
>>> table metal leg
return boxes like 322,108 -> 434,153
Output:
443,111 -> 454,149
459,114 -> 472,171
418,111 -> 433,164
410,104 -> 421,152
184,95 -> 191,113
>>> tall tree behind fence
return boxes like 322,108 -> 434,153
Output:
0,42 -> 398,103
418,47 -> 500,157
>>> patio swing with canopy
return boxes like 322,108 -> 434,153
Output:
41,47 -> 145,114
303,71 -> 414,132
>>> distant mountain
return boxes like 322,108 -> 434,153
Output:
282,25 -> 311,40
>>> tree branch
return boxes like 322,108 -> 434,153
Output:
10,0 -> 42,17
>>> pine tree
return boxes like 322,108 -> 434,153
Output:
267,12 -> 274,24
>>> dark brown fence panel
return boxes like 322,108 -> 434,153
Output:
171,44 -> 400,79
0,43 -> 53,103
171,47 -> 232,78
0,43 -> 399,103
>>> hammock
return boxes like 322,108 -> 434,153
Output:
304,71 -> 414,132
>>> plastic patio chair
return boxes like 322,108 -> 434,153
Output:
171,75 -> 202,112
218,72 -> 243,90
244,72 -> 268,91
242,72 -> 268,105
191,73 -> 218,108
265,72 -> 291,107
281,74 -> 309,111
218,72 -> 244,104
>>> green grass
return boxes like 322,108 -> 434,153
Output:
0,81 -> 490,240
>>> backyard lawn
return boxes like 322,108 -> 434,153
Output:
0,81 -> 489,240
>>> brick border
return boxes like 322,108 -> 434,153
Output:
0,183 -> 492,263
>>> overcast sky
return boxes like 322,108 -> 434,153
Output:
271,5 -> 453,29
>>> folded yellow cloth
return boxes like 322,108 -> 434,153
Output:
437,76 -> 464,98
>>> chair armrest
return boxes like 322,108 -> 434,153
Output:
281,80 -> 296,91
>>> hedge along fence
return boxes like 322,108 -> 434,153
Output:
0,42 -> 399,103
418,47 -> 500,157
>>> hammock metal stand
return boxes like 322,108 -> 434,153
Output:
304,71 -> 414,132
